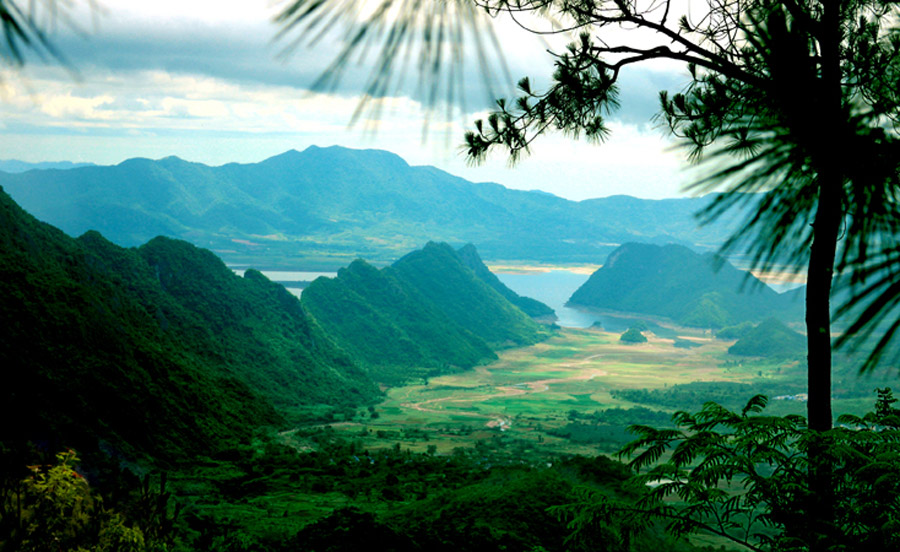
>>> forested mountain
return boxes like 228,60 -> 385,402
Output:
390,243 -> 550,347
0,186 -> 378,463
456,243 -> 556,319
0,180 -> 558,462
0,146 -> 739,267
301,242 -> 551,383
568,243 -> 803,328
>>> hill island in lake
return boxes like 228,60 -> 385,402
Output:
568,242 -> 804,329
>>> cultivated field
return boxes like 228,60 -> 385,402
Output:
316,326 -> 815,457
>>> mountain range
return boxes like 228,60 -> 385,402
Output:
0,186 -> 550,462
0,145 -> 743,268
0,160 -> 96,173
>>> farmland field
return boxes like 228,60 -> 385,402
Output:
313,326 -> 818,456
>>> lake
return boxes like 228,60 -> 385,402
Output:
495,270 -> 678,336
231,269 -> 337,298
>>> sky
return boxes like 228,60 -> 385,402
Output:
0,0 -> 701,200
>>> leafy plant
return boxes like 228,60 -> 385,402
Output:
2,450 -> 157,552
583,392 -> 900,551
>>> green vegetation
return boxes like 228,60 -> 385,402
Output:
620,328 -> 648,344
456,243 -> 555,319
389,242 -> 549,348
568,243 -> 803,328
716,321 -> 755,340
728,318 -> 806,359
0,187 -> 380,463
301,242 -> 550,384
613,394 -> 900,552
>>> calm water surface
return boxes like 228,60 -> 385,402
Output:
497,270 -> 681,336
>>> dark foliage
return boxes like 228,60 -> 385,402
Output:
728,318 -> 806,359
0,187 -> 378,463
620,328 -> 648,344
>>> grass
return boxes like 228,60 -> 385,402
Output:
296,323 -> 885,462
319,326 -> 806,456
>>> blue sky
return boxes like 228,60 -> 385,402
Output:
0,0 -> 700,200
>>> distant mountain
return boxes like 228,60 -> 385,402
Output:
567,243 -> 803,328
728,318 -> 806,358
0,146 -> 741,267
0,160 -> 96,173
0,186 -> 378,462
301,242 -> 550,384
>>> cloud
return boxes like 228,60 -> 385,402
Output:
0,1 -> 697,199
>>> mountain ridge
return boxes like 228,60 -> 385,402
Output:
0,146 -> 742,268
301,241 -> 551,384
0,184 -> 384,463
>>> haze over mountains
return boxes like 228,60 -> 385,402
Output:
0,160 -> 96,173
0,145 -> 742,268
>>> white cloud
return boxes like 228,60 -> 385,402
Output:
0,1 -> 701,199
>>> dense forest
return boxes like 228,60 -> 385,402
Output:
300,242 -> 551,384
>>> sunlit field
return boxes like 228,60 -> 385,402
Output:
315,326 -> 814,456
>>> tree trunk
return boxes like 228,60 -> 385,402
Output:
805,176 -> 841,552
806,180 -> 840,432
805,1 -> 844,548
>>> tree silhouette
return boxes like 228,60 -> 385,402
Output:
0,0 -> 75,69
461,2 -> 900,438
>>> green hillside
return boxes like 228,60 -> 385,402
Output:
0,187 -> 378,463
728,318 -> 807,358
301,259 -> 495,383
568,242 -> 803,328
389,242 -> 550,348
456,243 -> 555,319
138,236 -> 378,409
302,242 -> 550,383
0,146 -> 740,267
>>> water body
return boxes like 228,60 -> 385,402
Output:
496,270 -> 679,337
231,270 -> 337,282
496,271 -> 592,328
231,265 -> 715,336
231,269 -> 336,298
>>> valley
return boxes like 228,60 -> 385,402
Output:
1,148 -> 896,551
290,322 -> 885,460
165,323 -> 885,550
